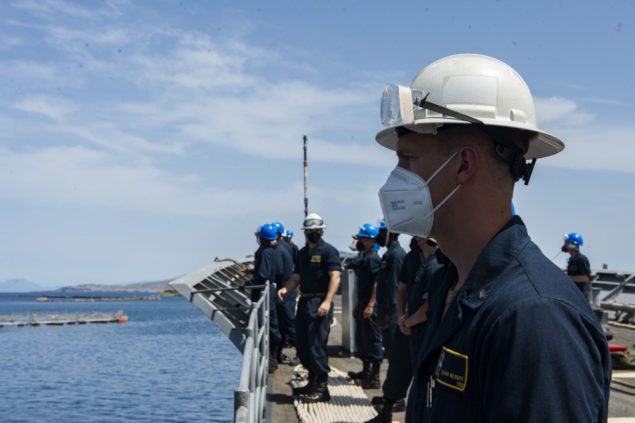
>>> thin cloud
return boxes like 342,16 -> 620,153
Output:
535,96 -> 593,126
543,125 -> 635,174
0,145 -> 299,217
15,96 -> 77,121
11,0 -> 119,20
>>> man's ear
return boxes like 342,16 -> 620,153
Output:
456,147 -> 479,184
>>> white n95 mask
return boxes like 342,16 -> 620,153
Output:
378,152 -> 460,237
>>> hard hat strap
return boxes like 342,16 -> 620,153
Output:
416,94 -> 484,125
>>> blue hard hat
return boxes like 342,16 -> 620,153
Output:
378,219 -> 387,230
272,221 -> 285,235
259,224 -> 278,241
354,224 -> 379,239
285,230 -> 294,238
564,232 -> 584,246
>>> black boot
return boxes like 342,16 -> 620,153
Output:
299,372 -> 331,403
365,398 -> 394,423
361,362 -> 381,389
268,346 -> 278,374
348,360 -> 370,380
392,398 -> 406,412
276,344 -> 285,364
292,371 -> 316,396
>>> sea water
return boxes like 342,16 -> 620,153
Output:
0,293 -> 240,422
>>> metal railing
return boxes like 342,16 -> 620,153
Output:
169,258 -> 270,423
235,283 -> 270,423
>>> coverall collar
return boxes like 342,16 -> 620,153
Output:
457,215 -> 531,310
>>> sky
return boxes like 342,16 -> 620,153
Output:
1,0 -> 634,288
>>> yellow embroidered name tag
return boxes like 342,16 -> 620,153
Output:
311,255 -> 321,263
435,346 -> 469,392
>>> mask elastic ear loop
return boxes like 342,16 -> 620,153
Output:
424,150 -> 462,216
430,185 -> 461,215
425,150 -> 460,186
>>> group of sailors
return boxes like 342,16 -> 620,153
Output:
243,53 -> 610,422
344,220 -> 444,422
241,221 -> 300,372
243,211 -> 598,422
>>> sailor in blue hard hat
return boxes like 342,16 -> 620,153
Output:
346,224 -> 384,389
369,218 -> 407,417
277,213 -> 341,403
241,223 -> 283,373
283,229 -> 299,262
562,232 -> 592,300
270,221 -> 299,366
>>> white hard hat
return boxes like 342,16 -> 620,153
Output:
376,54 -> 564,159
303,213 -> 326,229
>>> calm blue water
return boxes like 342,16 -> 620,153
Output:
0,293 -> 241,423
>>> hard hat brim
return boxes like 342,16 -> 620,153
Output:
376,119 -> 564,160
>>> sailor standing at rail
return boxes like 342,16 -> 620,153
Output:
365,221 -> 406,422
375,53 -> 610,421
346,224 -> 384,389
241,223 -> 282,374
375,219 -> 405,360
271,221 -> 298,365
400,237 -> 445,423
283,230 -> 300,262
277,213 -> 341,403
563,232 -> 592,301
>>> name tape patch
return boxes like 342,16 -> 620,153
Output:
435,346 -> 469,392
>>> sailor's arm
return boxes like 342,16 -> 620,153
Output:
397,281 -> 411,335
317,270 -> 341,316
277,273 -> 300,301
570,274 -> 590,283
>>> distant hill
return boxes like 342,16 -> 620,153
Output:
57,279 -> 174,293
0,278 -> 43,293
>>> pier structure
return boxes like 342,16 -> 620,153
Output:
35,294 -> 160,302
0,311 -> 128,327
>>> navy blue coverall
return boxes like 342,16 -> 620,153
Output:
275,241 -> 297,348
404,250 -> 445,423
348,248 -> 384,365
407,251 -> 445,357
377,240 -> 406,357
376,241 -> 408,401
410,217 -> 611,423
246,245 -> 282,347
294,238 -> 341,375
567,252 -> 592,298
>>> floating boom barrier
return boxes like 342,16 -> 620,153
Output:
0,311 -> 128,327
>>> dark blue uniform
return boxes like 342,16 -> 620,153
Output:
294,238 -> 341,375
407,250 -> 445,351
290,241 -> 300,262
246,245 -> 282,346
348,248 -> 383,364
404,250 -> 445,423
567,252 -> 592,298
411,217 -> 610,422
275,241 -> 297,349
377,240 -> 406,356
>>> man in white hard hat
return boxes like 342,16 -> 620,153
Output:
278,213 -> 341,403
376,54 -> 610,422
